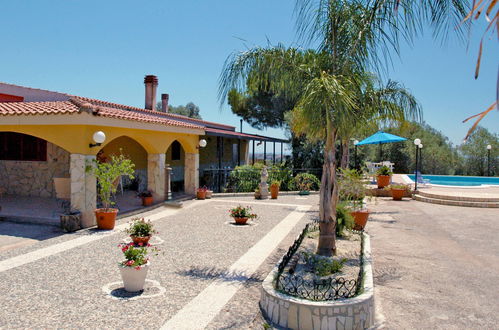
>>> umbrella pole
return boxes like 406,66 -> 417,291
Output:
379,144 -> 382,162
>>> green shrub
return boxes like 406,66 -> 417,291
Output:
302,252 -> 347,276
336,203 -> 355,237
376,166 -> 392,176
290,173 -> 320,191
226,163 -> 295,192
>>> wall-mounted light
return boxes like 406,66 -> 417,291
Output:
197,139 -> 207,149
89,131 -> 106,148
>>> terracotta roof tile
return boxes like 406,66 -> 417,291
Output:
0,100 -> 204,130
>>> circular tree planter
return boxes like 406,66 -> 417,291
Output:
120,263 -> 149,292
95,208 -> 119,230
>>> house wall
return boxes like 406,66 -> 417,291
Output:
0,142 -> 70,197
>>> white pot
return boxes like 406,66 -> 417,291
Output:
119,262 -> 149,292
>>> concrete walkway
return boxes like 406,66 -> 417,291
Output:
0,195 -> 317,329
368,197 -> 499,329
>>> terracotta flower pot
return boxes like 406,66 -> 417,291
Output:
197,190 -> 206,200
141,196 -> 153,206
233,217 -> 249,225
377,175 -> 391,188
391,188 -> 405,201
205,190 -> 213,199
350,210 -> 369,231
95,208 -> 118,230
270,185 -> 279,199
130,235 -> 151,246
120,262 -> 149,292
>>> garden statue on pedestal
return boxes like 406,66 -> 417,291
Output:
259,166 -> 269,199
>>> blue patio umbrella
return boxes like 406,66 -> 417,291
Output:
356,131 -> 407,161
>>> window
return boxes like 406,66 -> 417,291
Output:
0,132 -> 47,161
171,141 -> 181,161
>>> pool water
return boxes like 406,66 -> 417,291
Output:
407,174 -> 499,186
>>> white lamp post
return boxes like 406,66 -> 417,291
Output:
487,144 -> 492,176
414,138 -> 421,190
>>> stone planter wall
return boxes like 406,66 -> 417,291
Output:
260,233 -> 374,330
0,142 -> 69,197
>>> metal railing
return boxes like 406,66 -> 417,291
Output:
274,224 -> 364,301
199,167 -> 322,193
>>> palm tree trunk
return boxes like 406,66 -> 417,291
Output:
340,139 -> 349,169
317,125 -> 338,256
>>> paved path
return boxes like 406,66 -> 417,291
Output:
368,197 -> 499,329
0,195 -> 318,329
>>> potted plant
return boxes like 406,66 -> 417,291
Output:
196,186 -> 207,200
59,200 -> 81,233
205,188 -> 213,199
386,184 -> 411,201
125,217 -> 157,245
270,180 -> 280,199
86,153 -> 135,230
229,205 -> 257,225
376,166 -> 392,188
118,242 -> 158,292
338,169 -> 370,231
138,190 -> 153,206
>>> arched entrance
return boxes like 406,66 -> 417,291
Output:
97,136 -> 148,212
165,140 -> 185,194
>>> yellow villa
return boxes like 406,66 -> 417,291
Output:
0,75 -> 286,227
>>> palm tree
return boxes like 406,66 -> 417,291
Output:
220,40 -> 419,255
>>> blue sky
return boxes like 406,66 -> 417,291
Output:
1,0 -> 497,149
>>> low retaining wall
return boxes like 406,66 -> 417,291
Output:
260,233 -> 374,330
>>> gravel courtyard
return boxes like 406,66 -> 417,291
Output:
0,195 -> 318,329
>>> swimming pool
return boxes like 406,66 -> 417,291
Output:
406,174 -> 499,186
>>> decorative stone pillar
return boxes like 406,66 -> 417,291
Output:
259,166 -> 269,199
184,152 -> 199,195
165,165 -> 172,200
147,153 -> 166,202
70,154 -> 96,228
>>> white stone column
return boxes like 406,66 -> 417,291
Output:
70,154 -> 96,228
184,152 -> 199,195
147,153 -> 166,202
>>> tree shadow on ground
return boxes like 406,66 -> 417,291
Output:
177,266 -> 263,283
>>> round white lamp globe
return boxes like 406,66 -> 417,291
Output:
354,140 -> 359,145
487,144 -> 492,150
93,131 -> 106,144
199,139 -> 207,148
419,144 -> 423,149
414,138 -> 421,146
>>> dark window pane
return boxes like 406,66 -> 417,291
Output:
171,141 -> 181,160
0,132 -> 46,161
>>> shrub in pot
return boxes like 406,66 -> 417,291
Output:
138,190 -> 153,206
386,184 -> 410,201
338,169 -> 371,231
86,153 -> 135,230
118,242 -> 159,292
376,166 -> 392,188
270,180 -> 280,199
125,217 -> 157,245
336,203 -> 355,237
229,205 -> 257,225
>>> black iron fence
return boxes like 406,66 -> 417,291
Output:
274,224 -> 364,301
199,167 -> 322,193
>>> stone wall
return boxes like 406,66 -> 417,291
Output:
260,233 -> 375,330
0,142 -> 70,197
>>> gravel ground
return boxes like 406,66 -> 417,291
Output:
0,194 -> 319,329
367,197 -> 499,329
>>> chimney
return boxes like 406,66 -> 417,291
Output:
144,75 -> 158,110
161,93 -> 169,112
